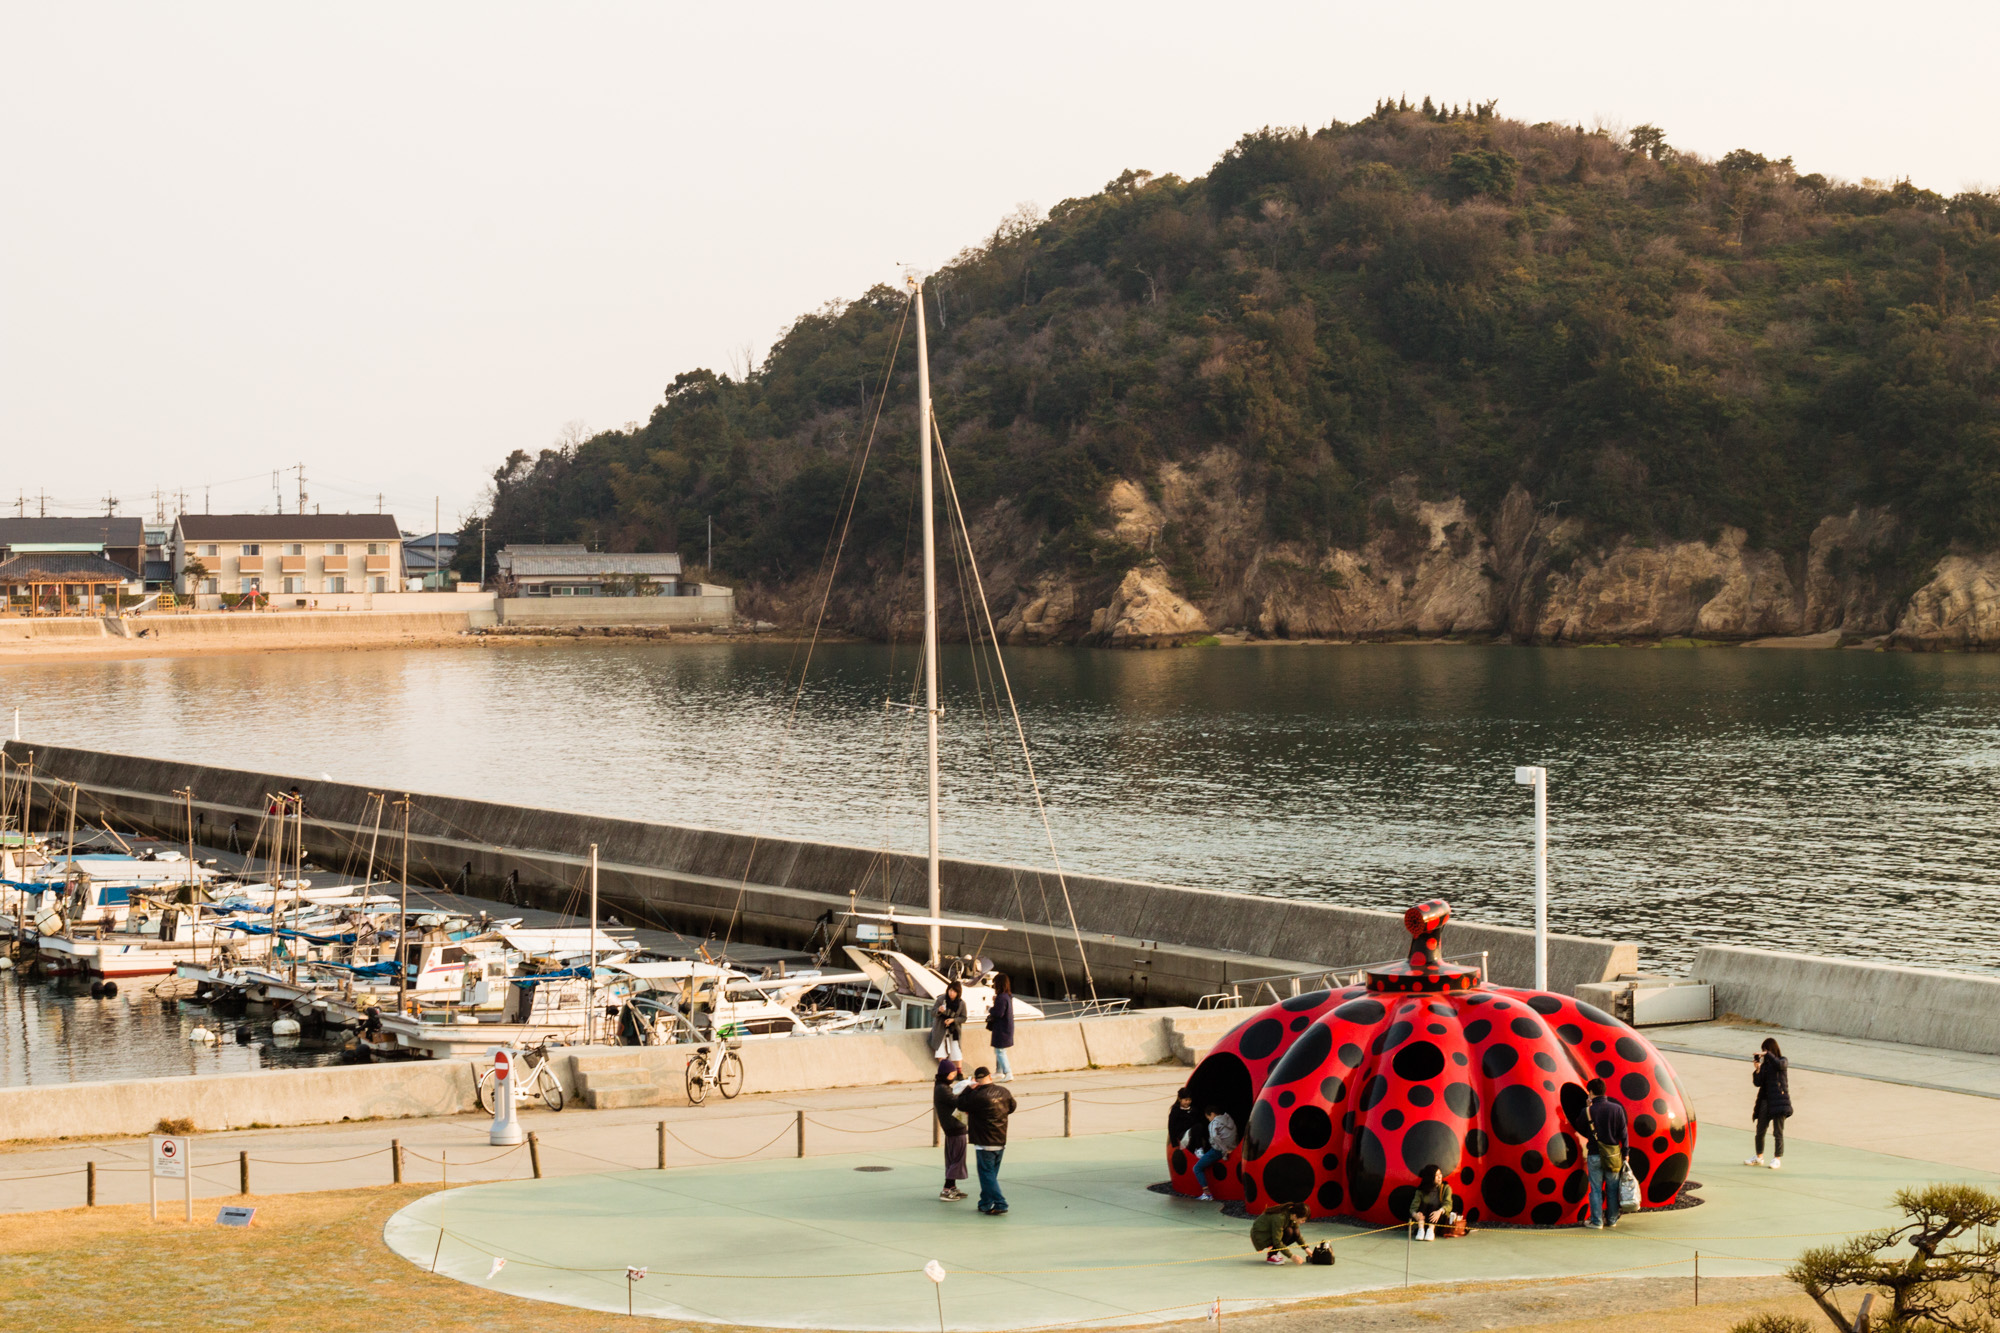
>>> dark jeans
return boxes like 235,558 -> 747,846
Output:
975,1146 -> 1007,1212
1193,1148 -> 1228,1188
944,1133 -> 967,1184
1755,1115 -> 1787,1158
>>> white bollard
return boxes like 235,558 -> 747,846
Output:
489,1047 -> 524,1146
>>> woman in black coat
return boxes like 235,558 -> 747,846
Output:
930,983 -> 967,1062
1746,1037 -> 1793,1168
934,1060 -> 969,1201
986,973 -> 1016,1082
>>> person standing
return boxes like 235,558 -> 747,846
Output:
986,974 -> 1016,1082
930,982 -> 967,1063
934,1060 -> 969,1201
957,1065 -> 1018,1215
1746,1037 -> 1792,1169
1584,1077 -> 1628,1229
1194,1105 -> 1239,1202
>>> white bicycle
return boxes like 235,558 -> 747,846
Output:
477,1040 -> 566,1113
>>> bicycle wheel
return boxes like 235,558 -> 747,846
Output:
717,1051 -> 744,1100
476,1067 -> 499,1115
539,1066 -> 565,1112
684,1056 -> 708,1105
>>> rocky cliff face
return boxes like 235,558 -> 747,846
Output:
741,459 -> 1995,650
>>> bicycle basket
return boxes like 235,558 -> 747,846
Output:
717,1022 -> 744,1048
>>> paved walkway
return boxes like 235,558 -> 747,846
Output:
1651,1018 -> 2000,1098
385,1123 -> 2000,1330
0,1064 -> 1189,1213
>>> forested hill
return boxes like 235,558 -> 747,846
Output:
471,101 -> 2000,646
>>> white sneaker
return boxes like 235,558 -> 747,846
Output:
1199,1190 -> 1213,1202
1744,1156 -> 1763,1167
1769,1157 -> 1782,1170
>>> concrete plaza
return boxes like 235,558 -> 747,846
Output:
384,1121 -> 1997,1330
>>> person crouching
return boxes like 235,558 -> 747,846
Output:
1409,1165 -> 1459,1241
1251,1200 -> 1309,1264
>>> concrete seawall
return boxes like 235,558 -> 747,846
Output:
0,609 -> 485,647
3,742 -> 1637,1003
0,1009 -> 1204,1141
0,1058 -> 478,1142
1694,944 -> 2000,1055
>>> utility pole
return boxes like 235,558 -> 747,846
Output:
101,492 -> 119,516
272,470 -> 281,514
376,492 -> 383,514
38,492 -> 46,517
296,463 -> 307,515
204,485 -> 210,515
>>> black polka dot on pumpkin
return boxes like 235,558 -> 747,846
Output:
1481,1164 -> 1527,1217
1452,1051 -> 1468,1066
1621,1072 -> 1652,1102
1589,1040 -> 1605,1054
1336,1042 -> 1363,1069
1322,1153 -> 1339,1170
1575,1001 -> 1617,1026
1386,1184 -> 1417,1220
1654,1136 -> 1668,1154
1346,1127 -> 1387,1210
1281,989 -> 1332,1012
1393,1040 -> 1446,1082
1171,1149 -> 1188,1175
1527,995 -> 1562,1015
1546,1133 -> 1575,1168
1332,998 -> 1385,1025
1510,1016 -> 1545,1040
1289,1104 -> 1333,1150
1533,1051 -> 1557,1072
1239,1018 -> 1284,1061
1246,1102 -> 1276,1160
1531,1201 -> 1562,1224
1563,1169 -> 1588,1202
1481,1044 -> 1519,1078
1462,1018 -> 1492,1044
1653,1098 -> 1668,1116
1262,1152 -> 1315,1203
1595,1060 -> 1615,1077
1555,1023 -> 1583,1044
1317,1179 -> 1344,1210
1537,1177 -> 1555,1195
1289,1015 -> 1312,1032
1464,1127 -> 1490,1158
1360,1075 -> 1390,1111
1444,1082 -> 1479,1117
1408,1084 -> 1434,1107
1633,1114 -> 1657,1137
1460,1167 -> 1475,1185
1614,1036 -> 1648,1063
1382,1108 -> 1405,1130
1491,1085 -> 1548,1145
1521,1149 -> 1544,1173
1372,1020 -> 1415,1055
1278,1090 -> 1295,1108
1269,1024 -> 1334,1086
1648,1151 -> 1691,1204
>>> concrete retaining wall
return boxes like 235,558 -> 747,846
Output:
1693,945 -> 2000,1054
0,1058 -> 478,1142
0,611 -> 483,644
3,743 -> 1636,1005
499,594 -> 734,628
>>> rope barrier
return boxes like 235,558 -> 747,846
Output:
245,1148 -> 392,1166
660,1119 -> 798,1161
402,1145 -> 524,1167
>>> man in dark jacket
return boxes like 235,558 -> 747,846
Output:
1585,1077 -> 1629,1229
956,1066 -> 1018,1215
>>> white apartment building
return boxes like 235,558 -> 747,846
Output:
172,514 -> 405,596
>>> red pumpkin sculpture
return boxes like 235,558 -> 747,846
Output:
1168,899 -> 1696,1226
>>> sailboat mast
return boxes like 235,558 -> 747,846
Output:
915,279 -> 942,967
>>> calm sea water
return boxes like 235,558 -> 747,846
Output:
5,640 -> 1999,986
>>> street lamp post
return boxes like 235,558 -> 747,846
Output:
1513,765 -> 1549,991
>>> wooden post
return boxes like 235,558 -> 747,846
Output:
528,1132 -> 542,1179
1063,1090 -> 1073,1138
239,1150 -> 250,1196
1693,1251 -> 1699,1305
392,1139 -> 403,1184
932,1114 -> 941,1148
87,1160 -> 96,1206
658,1121 -> 667,1170
796,1110 -> 806,1159
1856,1292 -> 1876,1331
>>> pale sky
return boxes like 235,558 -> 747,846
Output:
2,2 -> 1993,532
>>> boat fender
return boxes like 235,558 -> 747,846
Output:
189,1025 -> 215,1043
89,981 -> 106,998
235,1026 -> 253,1045
102,980 -> 117,997
272,1016 -> 301,1037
